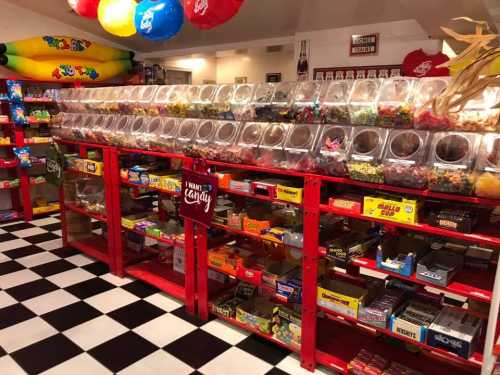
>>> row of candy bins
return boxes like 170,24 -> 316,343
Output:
413,77 -> 451,130
475,133 -> 500,199
126,85 -> 159,116
347,127 -> 388,183
348,79 -> 381,126
154,85 -> 188,117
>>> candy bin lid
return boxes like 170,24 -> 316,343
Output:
101,115 -> 116,142
260,122 -> 290,149
349,78 -> 382,104
348,127 -> 389,162
127,86 -> 143,103
154,85 -> 173,104
107,86 -> 122,103
476,133 -> 500,172
160,117 -> 179,138
315,124 -> 353,156
320,80 -> 353,105
383,129 -> 430,165
199,84 -> 217,104
377,77 -> 418,104
195,119 -> 218,144
251,83 -> 276,104
95,87 -> 109,102
272,82 -> 297,104
128,116 -> 149,148
177,118 -> 200,141
214,84 -> 235,104
238,122 -> 266,147
214,121 -> 242,145
294,81 -> 322,105
413,76 -> 450,107
428,132 -> 481,169
186,85 -> 202,103
112,115 -> 133,146
284,124 -> 320,152
231,84 -> 255,105
139,85 -> 158,104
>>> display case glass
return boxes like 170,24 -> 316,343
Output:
315,125 -> 353,177
271,82 -> 297,122
319,80 -> 353,124
475,133 -> 500,199
251,83 -> 276,122
188,119 -> 218,158
231,84 -> 255,121
413,77 -> 450,130
376,77 -> 417,128
154,85 -> 188,117
257,122 -> 290,168
149,117 -> 179,153
214,84 -> 236,120
283,124 -> 320,171
211,121 -> 243,162
453,87 -> 500,132
348,79 -> 381,126
176,118 -> 200,154
293,81 -> 322,124
199,84 -> 218,119
185,85 -> 202,118
236,122 -> 267,164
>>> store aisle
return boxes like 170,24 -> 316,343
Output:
0,214 -> 330,375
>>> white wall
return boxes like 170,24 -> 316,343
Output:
159,55 -> 217,85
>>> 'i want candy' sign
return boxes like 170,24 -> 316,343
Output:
180,169 -> 218,227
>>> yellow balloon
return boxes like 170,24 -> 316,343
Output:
98,0 -> 137,37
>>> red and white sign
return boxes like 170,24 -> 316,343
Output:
350,33 -> 378,56
180,169 -> 218,227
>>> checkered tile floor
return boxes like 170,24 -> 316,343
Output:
0,214 -> 333,375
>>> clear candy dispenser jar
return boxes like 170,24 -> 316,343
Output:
95,115 -> 115,144
413,77 -> 451,130
319,80 -> 353,124
236,122 -> 266,164
271,82 -> 297,122
109,115 -> 132,146
292,81 -> 322,124
231,84 -> 255,121
176,118 -> 200,155
251,83 -> 276,122
347,127 -> 389,183
257,122 -> 291,168
315,125 -> 353,177
211,121 -> 242,162
118,86 -> 134,114
453,87 -> 500,132
131,85 -> 158,116
214,84 -> 236,120
185,85 -> 202,118
125,116 -> 149,149
475,133 -> 500,199
283,124 -> 320,171
187,119 -> 218,158
376,77 -> 417,128
198,84 -> 218,119
154,85 -> 188,117
427,132 -> 481,195
149,117 -> 179,153
382,129 -> 431,189
348,79 -> 381,126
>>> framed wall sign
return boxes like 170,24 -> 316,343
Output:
266,73 -> 282,83
350,33 -> 379,56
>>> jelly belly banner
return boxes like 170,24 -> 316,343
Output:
180,169 -> 218,227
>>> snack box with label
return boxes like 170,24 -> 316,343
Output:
147,172 -> 173,190
243,216 -> 272,234
317,278 -> 368,318
416,250 -> 464,287
465,245 -> 494,270
376,235 -> 429,277
427,307 -> 482,359
262,261 -> 298,289
161,174 -> 182,193
236,261 -> 264,286
272,304 -> 302,349
229,179 -> 252,193
121,212 -> 153,229
251,178 -> 289,198
84,160 -> 103,176
216,170 -> 248,189
325,231 -> 380,267
389,300 -> 440,343
363,195 -> 420,225
358,288 -> 405,329
208,245 -> 252,277
328,194 -> 363,214
276,184 -> 303,204
276,269 -> 302,303
236,297 -> 274,334
428,209 -> 478,234
211,282 -> 257,318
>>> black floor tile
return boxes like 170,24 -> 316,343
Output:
0,260 -> 24,276
42,301 -> 102,331
31,259 -> 77,277
172,306 -> 214,327
88,331 -> 157,373
24,232 -> 60,244
0,232 -> 17,242
11,334 -> 83,374
108,300 -> 165,329
65,277 -> 115,299
0,345 -> 5,357
40,223 -> 61,232
122,280 -> 159,298
82,261 -> 109,276
5,279 -> 59,302
164,329 -> 231,369
266,368 -> 289,375
4,245 -> 44,260
1,222 -> 35,232
0,304 -> 36,329
50,247 -> 79,258
237,335 -> 291,365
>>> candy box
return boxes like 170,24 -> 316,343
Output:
208,245 -> 252,277
465,245 -> 494,270
262,261 -> 298,289
147,172 -> 171,189
84,160 -> 103,176
272,304 -> 302,349
317,278 -> 368,318
325,231 -> 380,267
243,216 -> 272,235
428,209 -> 478,233
215,170 -> 248,189
236,261 -> 264,286
276,270 -> 302,303
358,289 -> 405,329
363,195 -> 420,225
328,194 -> 363,214
416,250 -> 464,287
376,235 -> 429,277
251,178 -> 288,198
236,297 -> 274,334
161,175 -> 182,193
121,212 -> 151,229
229,179 -> 252,193
211,282 -> 257,318
389,300 -> 441,343
276,184 -> 303,204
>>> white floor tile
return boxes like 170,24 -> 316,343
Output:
199,347 -> 272,375
0,220 -> 23,228
29,217 -> 60,226
16,252 -> 59,268
36,239 -> 63,251
11,227 -> 47,238
118,350 -> 193,375
64,315 -> 128,351
133,313 -> 196,347
23,289 -> 79,315
144,293 -> 183,312
0,227 -> 7,234
276,354 -> 330,375
84,288 -> 139,313
40,353 -> 112,375
0,252 -> 10,263
0,239 -> 31,252
201,319 -> 249,345
0,290 -> 18,309
0,317 -> 57,353
52,230 -> 63,237
0,269 -> 41,289
65,254 -> 94,267
99,273 -> 134,286
0,356 -> 27,375
47,268 -> 94,288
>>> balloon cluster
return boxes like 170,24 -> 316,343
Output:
67,0 -> 245,41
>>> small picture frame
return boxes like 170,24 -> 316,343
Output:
266,73 -> 282,83
235,76 -> 248,84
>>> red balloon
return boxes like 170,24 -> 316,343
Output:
184,0 -> 244,29
76,0 -> 100,18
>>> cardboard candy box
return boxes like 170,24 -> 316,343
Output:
236,297 -> 274,334
272,305 -> 302,349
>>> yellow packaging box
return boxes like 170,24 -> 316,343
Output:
84,160 -> 104,176
317,279 -> 368,319
149,172 -> 173,189
161,175 -> 182,193
276,185 -> 303,204
363,196 -> 419,225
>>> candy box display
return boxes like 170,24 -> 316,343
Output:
376,235 -> 429,277
347,127 -> 388,183
198,84 -> 218,119
325,231 -> 379,267
413,77 -> 451,130
272,304 -> 302,349
358,288 -> 405,329
186,119 -> 218,158
213,84 -> 235,120
382,130 -> 431,189
231,84 -> 255,121
185,85 -> 202,118
475,133 -> 500,199
211,282 -> 256,318
257,122 -> 290,168
236,297 -> 274,334
389,300 -> 441,343
262,261 -> 298,289
176,118 -> 200,155
349,79 -> 381,126
427,132 -> 481,195
319,80 -> 353,124
275,269 -> 302,303
428,208 -> 478,233
453,86 -> 500,132
315,125 -> 353,177
465,245 -> 494,270
276,184 -> 303,204
283,124 -> 320,171
416,250 -> 464,287
251,83 -> 276,122
210,121 -> 242,162
149,117 -> 179,153
376,77 -> 417,128
235,122 -> 266,164
207,245 -> 252,277
292,81 -> 322,124
154,85 -> 188,117
317,278 -> 368,318
363,195 -> 420,225
270,82 -> 297,122
427,307 -> 482,359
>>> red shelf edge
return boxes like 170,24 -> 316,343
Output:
64,203 -> 107,222
122,226 -> 184,248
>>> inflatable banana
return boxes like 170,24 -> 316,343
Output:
0,36 -> 133,62
0,54 -> 133,82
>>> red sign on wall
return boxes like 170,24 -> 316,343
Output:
350,33 -> 378,56
180,169 -> 218,227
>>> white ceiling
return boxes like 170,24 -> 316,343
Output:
3,0 -> 498,53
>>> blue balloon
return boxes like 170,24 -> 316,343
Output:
135,0 -> 184,41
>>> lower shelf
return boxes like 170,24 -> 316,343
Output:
68,235 -> 110,264
316,317 -> 480,375
125,259 -> 186,301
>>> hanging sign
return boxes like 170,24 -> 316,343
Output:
46,143 -> 64,187
350,33 -> 378,56
180,169 -> 218,227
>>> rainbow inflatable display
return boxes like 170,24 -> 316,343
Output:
0,36 -> 134,82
